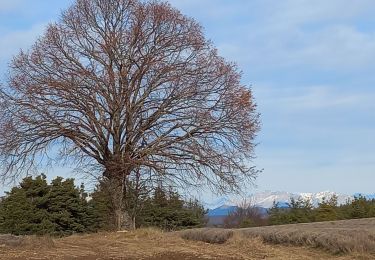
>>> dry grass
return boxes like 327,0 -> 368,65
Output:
241,218 -> 375,254
22,235 -> 55,249
180,218 -> 375,256
0,234 -> 54,248
0,235 -> 24,247
0,228 -> 359,259
179,228 -> 233,244
2,220 -> 375,259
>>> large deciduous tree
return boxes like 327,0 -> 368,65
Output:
0,0 -> 260,229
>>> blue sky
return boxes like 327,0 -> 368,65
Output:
0,0 -> 374,195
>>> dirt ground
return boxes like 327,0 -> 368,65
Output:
0,229 -> 373,260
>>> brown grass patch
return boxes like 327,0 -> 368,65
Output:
0,234 -> 24,247
179,218 -> 375,256
240,218 -> 375,254
179,228 -> 233,244
0,234 -> 54,249
2,223 -> 375,259
22,235 -> 55,249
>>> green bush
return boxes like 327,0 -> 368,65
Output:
0,175 -> 97,236
268,194 -> 375,226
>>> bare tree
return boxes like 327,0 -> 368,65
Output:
224,199 -> 268,228
0,0 -> 260,230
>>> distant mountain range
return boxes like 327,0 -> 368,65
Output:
205,191 -> 375,227
205,191 -> 375,209
206,205 -> 238,216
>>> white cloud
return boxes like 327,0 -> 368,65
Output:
169,0 -> 375,71
0,23 -> 46,65
0,0 -> 22,12
295,26 -> 375,69
168,0 -> 246,17
267,0 -> 375,26
255,84 -> 375,112
255,25 -> 375,70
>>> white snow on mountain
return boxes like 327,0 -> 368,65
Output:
295,191 -> 351,207
247,191 -> 293,208
205,191 -> 353,209
204,196 -> 234,209
249,191 -> 353,208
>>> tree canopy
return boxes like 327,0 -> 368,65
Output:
0,0 -> 259,190
0,0 -> 259,229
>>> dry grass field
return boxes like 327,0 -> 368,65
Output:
181,218 -> 375,257
1,219 -> 375,259
241,218 -> 375,254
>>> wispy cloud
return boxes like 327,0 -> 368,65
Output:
0,23 -> 45,53
247,24 -> 375,71
256,84 -> 375,111
0,0 -> 22,12
0,23 -> 46,73
170,0 -> 375,72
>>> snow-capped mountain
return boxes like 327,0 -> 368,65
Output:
204,191 -> 375,226
204,196 -> 235,209
249,191 -> 293,208
298,191 -> 351,206
248,191 -> 352,208
204,191 -> 375,209
207,205 -> 238,217
205,191 -> 363,209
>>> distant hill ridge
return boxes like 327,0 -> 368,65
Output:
206,205 -> 238,217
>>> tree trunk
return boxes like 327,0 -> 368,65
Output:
115,208 -> 123,231
130,216 -> 136,230
108,173 -> 127,231
105,166 -> 140,231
